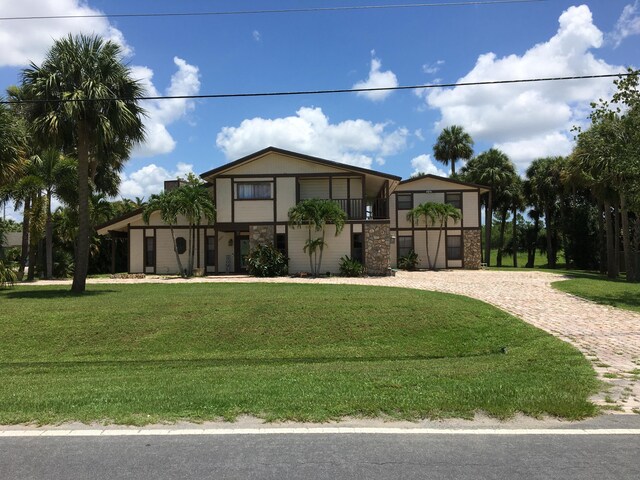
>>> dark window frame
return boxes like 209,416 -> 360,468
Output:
175,236 -> 187,254
144,236 -> 156,268
445,192 -> 462,210
396,193 -> 412,210
352,232 -> 363,263
236,181 -> 272,200
397,235 -> 414,259
275,233 -> 287,256
205,235 -> 216,266
446,235 -> 462,260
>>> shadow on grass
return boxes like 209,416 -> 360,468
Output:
2,288 -> 116,299
575,291 -> 640,310
0,350 -> 509,370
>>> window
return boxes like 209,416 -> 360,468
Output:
397,193 -> 412,210
175,237 -> 187,254
205,236 -> 215,266
398,236 -> 413,258
276,233 -> 287,256
236,182 -> 271,200
446,235 -> 462,260
144,236 -> 155,268
352,233 -> 363,263
445,192 -> 462,209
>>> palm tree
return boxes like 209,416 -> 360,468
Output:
460,148 -> 515,266
21,34 -> 146,293
143,190 -> 185,277
407,202 -> 461,270
288,199 -> 346,276
433,125 -> 474,176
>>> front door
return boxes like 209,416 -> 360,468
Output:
235,234 -> 250,272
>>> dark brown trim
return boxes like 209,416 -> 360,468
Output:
273,177 -> 277,222
199,146 -> 402,181
398,173 -> 489,191
231,178 -> 235,222
95,207 -> 144,232
127,224 -> 131,273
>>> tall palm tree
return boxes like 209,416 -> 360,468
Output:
143,190 -> 185,277
460,148 -> 515,266
21,34 -> 146,293
433,125 -> 474,176
407,202 -> 461,270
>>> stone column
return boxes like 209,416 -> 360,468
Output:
249,225 -> 275,250
364,223 -> 391,275
463,230 -> 481,269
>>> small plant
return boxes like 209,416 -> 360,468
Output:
398,250 -> 419,270
0,260 -> 17,288
246,243 -> 288,277
339,256 -> 364,277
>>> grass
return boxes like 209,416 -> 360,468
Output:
0,283 -> 600,425
553,275 -> 640,313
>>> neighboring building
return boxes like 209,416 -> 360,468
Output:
97,147 -> 489,275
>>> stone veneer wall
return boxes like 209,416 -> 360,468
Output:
364,223 -> 391,275
250,225 -> 275,250
463,230 -> 481,269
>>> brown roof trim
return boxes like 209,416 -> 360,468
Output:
95,207 -> 143,232
399,173 -> 489,191
199,146 -> 402,181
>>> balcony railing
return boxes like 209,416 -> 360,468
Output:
334,198 -> 389,220
335,198 -> 364,220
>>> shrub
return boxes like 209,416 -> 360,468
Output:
246,243 -> 288,277
0,260 -> 17,288
398,250 -> 419,270
339,255 -> 364,277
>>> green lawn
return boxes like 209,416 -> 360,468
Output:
553,276 -> 640,313
0,283 -> 599,424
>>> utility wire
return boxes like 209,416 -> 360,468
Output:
0,0 -> 550,21
1,73 -> 630,105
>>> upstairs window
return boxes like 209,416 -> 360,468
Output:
445,192 -> 462,210
236,182 -> 272,200
397,193 -> 412,210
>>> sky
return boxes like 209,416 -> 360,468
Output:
0,0 -> 639,218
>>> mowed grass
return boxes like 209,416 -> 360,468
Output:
553,275 -> 640,313
0,283 -> 599,424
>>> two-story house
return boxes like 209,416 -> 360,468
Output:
97,147 -> 488,274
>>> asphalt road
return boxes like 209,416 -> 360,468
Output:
2,430 -> 639,480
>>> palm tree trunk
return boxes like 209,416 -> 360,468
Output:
484,192 -> 492,267
27,233 -> 37,281
72,122 -> 90,293
544,206 -> 555,269
614,203 -> 621,277
317,229 -> 326,275
598,201 -> 607,274
425,223 -> 433,270
17,197 -> 30,281
512,207 -> 518,268
307,225 -> 314,275
433,221 -> 445,270
604,199 -> 616,279
497,211 -> 507,267
169,225 -> 185,277
45,189 -> 53,279
620,194 -> 635,282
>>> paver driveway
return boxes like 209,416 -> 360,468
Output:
28,270 -> 640,413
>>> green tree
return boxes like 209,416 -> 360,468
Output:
22,34 -> 146,293
460,148 -> 515,266
288,199 -> 347,276
143,189 -> 185,277
433,125 -> 474,176
407,202 -> 461,270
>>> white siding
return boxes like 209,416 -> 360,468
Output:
389,195 -> 397,228
216,178 -> 232,222
350,178 -> 363,198
397,210 -> 413,229
413,230 -> 446,269
223,152 -> 350,175
332,178 -> 348,198
448,260 -> 463,268
397,177 -> 476,191
276,177 -> 296,222
234,200 -> 273,222
156,228 -> 190,275
463,191 -> 479,228
299,178 -> 330,199
130,229 -> 143,273
217,231 -> 235,273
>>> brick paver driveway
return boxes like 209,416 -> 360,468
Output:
32,270 -> 640,413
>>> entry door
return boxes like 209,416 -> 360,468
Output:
236,234 -> 250,272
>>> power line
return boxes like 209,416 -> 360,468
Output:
2,73 -> 630,105
0,0 -> 550,21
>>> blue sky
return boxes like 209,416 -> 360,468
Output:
0,0 -> 639,208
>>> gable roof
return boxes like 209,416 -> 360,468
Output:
200,146 -> 402,181
398,173 -> 490,192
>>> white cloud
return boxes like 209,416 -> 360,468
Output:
410,154 -> 448,177
353,52 -> 399,101
609,1 -> 640,47
216,107 -> 408,169
425,5 -> 624,169
119,162 -> 194,199
253,30 -> 261,42
422,60 -> 445,75
0,0 -> 132,66
132,57 -> 201,158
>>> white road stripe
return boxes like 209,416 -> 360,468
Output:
1,428 -> 640,437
